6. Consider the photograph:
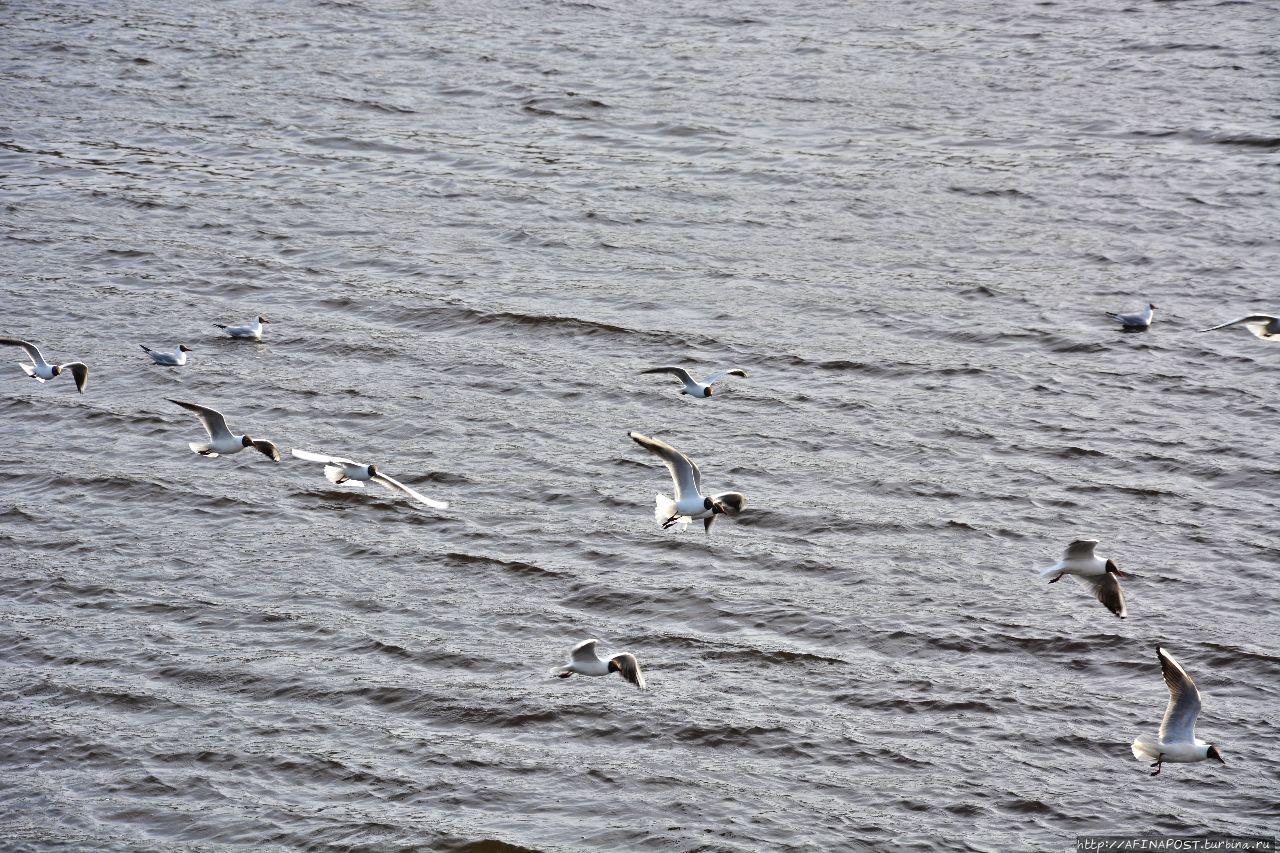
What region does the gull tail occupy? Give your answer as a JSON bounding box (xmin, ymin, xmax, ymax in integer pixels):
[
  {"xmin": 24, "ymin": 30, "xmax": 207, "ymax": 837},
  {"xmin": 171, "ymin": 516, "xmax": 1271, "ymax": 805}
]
[
  {"xmin": 1038, "ymin": 563, "xmax": 1065, "ymax": 580},
  {"xmin": 1131, "ymin": 734, "xmax": 1161, "ymax": 761},
  {"xmin": 654, "ymin": 494, "xmax": 689, "ymax": 530},
  {"xmin": 18, "ymin": 363, "xmax": 42, "ymax": 380},
  {"xmin": 324, "ymin": 465, "xmax": 351, "ymax": 485},
  {"xmin": 188, "ymin": 442, "xmax": 217, "ymax": 457}
]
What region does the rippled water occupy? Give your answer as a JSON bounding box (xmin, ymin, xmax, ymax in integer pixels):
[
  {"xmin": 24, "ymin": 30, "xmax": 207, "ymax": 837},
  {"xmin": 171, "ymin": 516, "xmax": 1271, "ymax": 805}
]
[{"xmin": 2, "ymin": 0, "xmax": 1278, "ymax": 850}]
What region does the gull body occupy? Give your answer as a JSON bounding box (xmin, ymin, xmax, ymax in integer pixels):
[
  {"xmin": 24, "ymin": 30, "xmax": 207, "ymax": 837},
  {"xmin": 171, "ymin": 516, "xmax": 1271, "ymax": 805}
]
[
  {"xmin": 1106, "ymin": 303, "xmax": 1157, "ymax": 330},
  {"xmin": 1131, "ymin": 646, "xmax": 1225, "ymax": 776},
  {"xmin": 169, "ymin": 399, "xmax": 281, "ymax": 461},
  {"xmin": 1039, "ymin": 539, "xmax": 1128, "ymax": 618},
  {"xmin": 141, "ymin": 344, "xmax": 192, "ymax": 366},
  {"xmin": 0, "ymin": 337, "xmax": 88, "ymax": 393},
  {"xmin": 640, "ymin": 366, "xmax": 747, "ymax": 398},
  {"xmin": 1198, "ymin": 314, "xmax": 1279, "ymax": 340},
  {"xmin": 628, "ymin": 431, "xmax": 746, "ymax": 533},
  {"xmin": 291, "ymin": 448, "xmax": 448, "ymax": 509},
  {"xmin": 214, "ymin": 315, "xmax": 271, "ymax": 340},
  {"xmin": 556, "ymin": 639, "xmax": 646, "ymax": 689}
]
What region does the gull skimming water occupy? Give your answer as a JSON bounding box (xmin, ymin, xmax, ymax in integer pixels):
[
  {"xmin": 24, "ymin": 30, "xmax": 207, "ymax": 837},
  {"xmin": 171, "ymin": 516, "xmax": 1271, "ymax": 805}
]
[
  {"xmin": 1038, "ymin": 539, "xmax": 1128, "ymax": 618},
  {"xmin": 290, "ymin": 448, "xmax": 448, "ymax": 509},
  {"xmin": 169, "ymin": 399, "xmax": 281, "ymax": 461},
  {"xmin": 1131, "ymin": 646, "xmax": 1226, "ymax": 776},
  {"xmin": 0, "ymin": 337, "xmax": 88, "ymax": 393},
  {"xmin": 628, "ymin": 431, "xmax": 746, "ymax": 533},
  {"xmin": 555, "ymin": 639, "xmax": 646, "ymax": 689},
  {"xmin": 640, "ymin": 366, "xmax": 747, "ymax": 398}
]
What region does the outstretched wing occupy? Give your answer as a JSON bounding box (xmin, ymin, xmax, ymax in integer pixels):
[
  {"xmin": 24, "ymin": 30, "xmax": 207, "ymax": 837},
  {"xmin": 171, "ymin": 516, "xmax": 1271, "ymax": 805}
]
[
  {"xmin": 1198, "ymin": 315, "xmax": 1276, "ymax": 333},
  {"xmin": 371, "ymin": 472, "xmax": 449, "ymax": 509},
  {"xmin": 1063, "ymin": 539, "xmax": 1099, "ymax": 560},
  {"xmin": 1157, "ymin": 646, "xmax": 1202, "ymax": 744},
  {"xmin": 1074, "ymin": 573, "xmax": 1127, "ymax": 618},
  {"xmin": 700, "ymin": 368, "xmax": 748, "ymax": 385},
  {"xmin": 640, "ymin": 366, "xmax": 695, "ymax": 385},
  {"xmin": 628, "ymin": 431, "xmax": 701, "ymax": 499},
  {"xmin": 290, "ymin": 448, "xmax": 359, "ymax": 467},
  {"xmin": 610, "ymin": 653, "xmax": 647, "ymax": 690},
  {"xmin": 570, "ymin": 639, "xmax": 600, "ymax": 664},
  {"xmin": 0, "ymin": 337, "xmax": 46, "ymax": 365},
  {"xmin": 251, "ymin": 439, "xmax": 281, "ymax": 462},
  {"xmin": 169, "ymin": 399, "xmax": 231, "ymax": 440},
  {"xmin": 64, "ymin": 362, "xmax": 88, "ymax": 394}
]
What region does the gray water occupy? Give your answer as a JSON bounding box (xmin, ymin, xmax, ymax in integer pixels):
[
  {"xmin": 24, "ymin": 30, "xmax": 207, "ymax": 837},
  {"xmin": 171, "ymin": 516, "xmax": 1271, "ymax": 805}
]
[{"xmin": 2, "ymin": 1, "xmax": 1278, "ymax": 850}]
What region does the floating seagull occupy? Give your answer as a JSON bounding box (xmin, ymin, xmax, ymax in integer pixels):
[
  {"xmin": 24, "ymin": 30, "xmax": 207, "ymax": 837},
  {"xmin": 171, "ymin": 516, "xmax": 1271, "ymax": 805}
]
[
  {"xmin": 290, "ymin": 448, "xmax": 448, "ymax": 509},
  {"xmin": 1131, "ymin": 646, "xmax": 1226, "ymax": 776},
  {"xmin": 1106, "ymin": 303, "xmax": 1157, "ymax": 330},
  {"xmin": 1198, "ymin": 314, "xmax": 1279, "ymax": 340},
  {"xmin": 555, "ymin": 639, "xmax": 646, "ymax": 689},
  {"xmin": 628, "ymin": 431, "xmax": 746, "ymax": 533},
  {"xmin": 0, "ymin": 337, "xmax": 88, "ymax": 393},
  {"xmin": 1038, "ymin": 539, "xmax": 1128, "ymax": 618},
  {"xmin": 169, "ymin": 399, "xmax": 281, "ymax": 461},
  {"xmin": 141, "ymin": 344, "xmax": 192, "ymax": 366},
  {"xmin": 640, "ymin": 366, "xmax": 747, "ymax": 398},
  {"xmin": 214, "ymin": 315, "xmax": 271, "ymax": 340}
]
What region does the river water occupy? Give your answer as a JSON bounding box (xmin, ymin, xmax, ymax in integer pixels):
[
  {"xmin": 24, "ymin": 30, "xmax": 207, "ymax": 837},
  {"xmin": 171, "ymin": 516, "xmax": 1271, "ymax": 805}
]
[{"xmin": 2, "ymin": 1, "xmax": 1278, "ymax": 850}]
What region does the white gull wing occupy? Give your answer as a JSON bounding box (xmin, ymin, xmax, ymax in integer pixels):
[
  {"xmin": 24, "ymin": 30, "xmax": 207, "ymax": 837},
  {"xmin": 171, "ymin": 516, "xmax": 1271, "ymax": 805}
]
[
  {"xmin": 639, "ymin": 366, "xmax": 695, "ymax": 385},
  {"xmin": 291, "ymin": 448, "xmax": 361, "ymax": 467},
  {"xmin": 1063, "ymin": 539, "xmax": 1099, "ymax": 560},
  {"xmin": 0, "ymin": 337, "xmax": 49, "ymax": 367},
  {"xmin": 371, "ymin": 472, "xmax": 449, "ymax": 509},
  {"xmin": 1198, "ymin": 315, "xmax": 1279, "ymax": 337},
  {"xmin": 1074, "ymin": 573, "xmax": 1127, "ymax": 618},
  {"xmin": 700, "ymin": 368, "xmax": 748, "ymax": 385},
  {"xmin": 570, "ymin": 639, "xmax": 602, "ymax": 665},
  {"xmin": 628, "ymin": 431, "xmax": 702, "ymax": 500},
  {"xmin": 1157, "ymin": 647, "xmax": 1202, "ymax": 744},
  {"xmin": 169, "ymin": 399, "xmax": 233, "ymax": 441}
]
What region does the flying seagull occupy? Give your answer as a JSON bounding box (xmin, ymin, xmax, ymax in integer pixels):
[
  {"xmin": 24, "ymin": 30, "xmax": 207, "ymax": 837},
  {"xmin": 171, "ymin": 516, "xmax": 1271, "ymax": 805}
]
[
  {"xmin": 1198, "ymin": 314, "xmax": 1279, "ymax": 340},
  {"xmin": 169, "ymin": 399, "xmax": 281, "ymax": 461},
  {"xmin": 555, "ymin": 639, "xmax": 646, "ymax": 689},
  {"xmin": 1038, "ymin": 539, "xmax": 1128, "ymax": 618},
  {"xmin": 628, "ymin": 431, "xmax": 746, "ymax": 533},
  {"xmin": 1106, "ymin": 303, "xmax": 1157, "ymax": 330},
  {"xmin": 214, "ymin": 315, "xmax": 271, "ymax": 340},
  {"xmin": 1131, "ymin": 646, "xmax": 1226, "ymax": 776},
  {"xmin": 141, "ymin": 344, "xmax": 192, "ymax": 366},
  {"xmin": 0, "ymin": 337, "xmax": 88, "ymax": 393},
  {"xmin": 290, "ymin": 448, "xmax": 448, "ymax": 510},
  {"xmin": 640, "ymin": 366, "xmax": 747, "ymax": 398}
]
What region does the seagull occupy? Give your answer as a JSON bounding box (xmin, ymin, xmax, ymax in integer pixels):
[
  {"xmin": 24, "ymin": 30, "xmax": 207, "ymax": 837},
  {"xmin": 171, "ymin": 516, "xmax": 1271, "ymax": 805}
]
[
  {"xmin": 555, "ymin": 639, "xmax": 646, "ymax": 689},
  {"xmin": 1131, "ymin": 646, "xmax": 1226, "ymax": 776},
  {"xmin": 1038, "ymin": 539, "xmax": 1128, "ymax": 618},
  {"xmin": 640, "ymin": 366, "xmax": 747, "ymax": 398},
  {"xmin": 290, "ymin": 448, "xmax": 448, "ymax": 509},
  {"xmin": 168, "ymin": 399, "xmax": 281, "ymax": 461},
  {"xmin": 141, "ymin": 344, "xmax": 192, "ymax": 366},
  {"xmin": 214, "ymin": 315, "xmax": 271, "ymax": 340},
  {"xmin": 0, "ymin": 337, "xmax": 88, "ymax": 393},
  {"xmin": 1198, "ymin": 314, "xmax": 1279, "ymax": 340},
  {"xmin": 1106, "ymin": 303, "xmax": 1157, "ymax": 330},
  {"xmin": 628, "ymin": 431, "xmax": 746, "ymax": 533}
]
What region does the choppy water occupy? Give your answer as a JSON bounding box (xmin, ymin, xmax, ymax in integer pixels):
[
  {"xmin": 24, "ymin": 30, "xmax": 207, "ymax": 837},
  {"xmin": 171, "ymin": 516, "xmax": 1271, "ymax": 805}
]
[{"xmin": 2, "ymin": 1, "xmax": 1278, "ymax": 850}]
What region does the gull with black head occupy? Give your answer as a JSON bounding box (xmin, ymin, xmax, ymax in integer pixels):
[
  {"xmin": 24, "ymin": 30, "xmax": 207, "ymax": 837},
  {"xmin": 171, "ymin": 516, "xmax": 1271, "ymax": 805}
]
[
  {"xmin": 1131, "ymin": 646, "xmax": 1226, "ymax": 776},
  {"xmin": 1038, "ymin": 539, "xmax": 1128, "ymax": 618},
  {"xmin": 291, "ymin": 448, "xmax": 448, "ymax": 509},
  {"xmin": 640, "ymin": 366, "xmax": 747, "ymax": 398},
  {"xmin": 628, "ymin": 431, "xmax": 745, "ymax": 533},
  {"xmin": 555, "ymin": 639, "xmax": 646, "ymax": 689},
  {"xmin": 169, "ymin": 399, "xmax": 281, "ymax": 461},
  {"xmin": 1, "ymin": 337, "xmax": 89, "ymax": 393}
]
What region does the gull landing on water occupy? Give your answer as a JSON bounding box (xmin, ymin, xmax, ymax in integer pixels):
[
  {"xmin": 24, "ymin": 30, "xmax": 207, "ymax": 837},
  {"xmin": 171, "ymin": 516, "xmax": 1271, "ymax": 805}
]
[
  {"xmin": 1198, "ymin": 314, "xmax": 1279, "ymax": 340},
  {"xmin": 141, "ymin": 344, "xmax": 192, "ymax": 366},
  {"xmin": 628, "ymin": 431, "xmax": 746, "ymax": 534},
  {"xmin": 1131, "ymin": 646, "xmax": 1225, "ymax": 776},
  {"xmin": 169, "ymin": 399, "xmax": 281, "ymax": 461},
  {"xmin": 290, "ymin": 448, "xmax": 448, "ymax": 510},
  {"xmin": 640, "ymin": 366, "xmax": 747, "ymax": 398},
  {"xmin": 1039, "ymin": 539, "xmax": 1128, "ymax": 618},
  {"xmin": 1106, "ymin": 303, "xmax": 1157, "ymax": 330},
  {"xmin": 214, "ymin": 315, "xmax": 271, "ymax": 340},
  {"xmin": 0, "ymin": 337, "xmax": 88, "ymax": 393},
  {"xmin": 556, "ymin": 639, "xmax": 646, "ymax": 689}
]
